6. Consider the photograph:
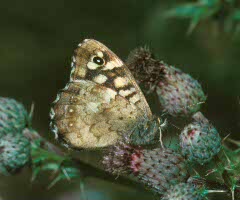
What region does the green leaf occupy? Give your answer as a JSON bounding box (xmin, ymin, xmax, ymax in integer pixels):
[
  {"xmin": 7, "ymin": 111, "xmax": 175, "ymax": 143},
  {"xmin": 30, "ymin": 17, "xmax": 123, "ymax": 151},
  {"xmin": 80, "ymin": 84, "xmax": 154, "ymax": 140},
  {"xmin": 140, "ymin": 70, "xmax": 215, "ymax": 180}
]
[
  {"xmin": 199, "ymin": 0, "xmax": 220, "ymax": 6},
  {"xmin": 30, "ymin": 143, "xmax": 82, "ymax": 188},
  {"xmin": 31, "ymin": 166, "xmax": 42, "ymax": 181},
  {"xmin": 232, "ymin": 10, "xmax": 240, "ymax": 21},
  {"xmin": 166, "ymin": 4, "xmax": 202, "ymax": 18},
  {"xmin": 165, "ymin": 1, "xmax": 222, "ymax": 33}
]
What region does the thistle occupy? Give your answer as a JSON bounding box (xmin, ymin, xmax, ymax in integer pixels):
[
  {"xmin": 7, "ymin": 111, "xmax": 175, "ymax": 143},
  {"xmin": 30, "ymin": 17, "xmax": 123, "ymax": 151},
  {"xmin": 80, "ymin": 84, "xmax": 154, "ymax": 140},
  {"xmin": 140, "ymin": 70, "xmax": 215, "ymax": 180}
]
[
  {"xmin": 103, "ymin": 143, "xmax": 189, "ymax": 194},
  {"xmin": 155, "ymin": 64, "xmax": 206, "ymax": 116},
  {"xmin": 0, "ymin": 133, "xmax": 31, "ymax": 175},
  {"xmin": 180, "ymin": 112, "xmax": 222, "ymax": 165},
  {"xmin": 128, "ymin": 115, "xmax": 160, "ymax": 146},
  {"xmin": 126, "ymin": 47, "xmax": 164, "ymax": 86},
  {"xmin": 161, "ymin": 183, "xmax": 207, "ymax": 200},
  {"xmin": 0, "ymin": 97, "xmax": 29, "ymax": 136},
  {"xmin": 127, "ymin": 48, "xmax": 206, "ymax": 116}
]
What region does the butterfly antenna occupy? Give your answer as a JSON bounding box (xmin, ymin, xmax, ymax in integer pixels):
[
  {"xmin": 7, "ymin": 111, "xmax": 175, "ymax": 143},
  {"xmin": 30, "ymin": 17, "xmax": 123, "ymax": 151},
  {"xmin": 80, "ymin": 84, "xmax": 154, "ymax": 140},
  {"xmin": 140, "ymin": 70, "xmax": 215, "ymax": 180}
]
[
  {"xmin": 159, "ymin": 111, "xmax": 182, "ymax": 130},
  {"xmin": 158, "ymin": 117, "xmax": 167, "ymax": 149}
]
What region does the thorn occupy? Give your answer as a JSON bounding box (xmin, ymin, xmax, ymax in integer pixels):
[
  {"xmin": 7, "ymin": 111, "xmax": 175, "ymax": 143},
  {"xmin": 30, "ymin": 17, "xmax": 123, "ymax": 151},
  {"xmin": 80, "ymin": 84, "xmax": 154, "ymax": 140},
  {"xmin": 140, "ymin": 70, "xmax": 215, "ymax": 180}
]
[
  {"xmin": 223, "ymin": 150, "xmax": 232, "ymax": 166},
  {"xmin": 62, "ymin": 167, "xmax": 71, "ymax": 181},
  {"xmin": 207, "ymin": 190, "xmax": 226, "ymax": 194},
  {"xmin": 227, "ymin": 138, "xmax": 240, "ymax": 147},
  {"xmin": 47, "ymin": 176, "xmax": 61, "ymax": 190},
  {"xmin": 193, "ymin": 169, "xmax": 200, "ymax": 176},
  {"xmin": 222, "ymin": 133, "xmax": 231, "ymax": 142},
  {"xmin": 183, "ymin": 101, "xmax": 206, "ymax": 115},
  {"xmin": 29, "ymin": 102, "xmax": 35, "ymax": 121},
  {"xmin": 205, "ymin": 169, "xmax": 217, "ymax": 177}
]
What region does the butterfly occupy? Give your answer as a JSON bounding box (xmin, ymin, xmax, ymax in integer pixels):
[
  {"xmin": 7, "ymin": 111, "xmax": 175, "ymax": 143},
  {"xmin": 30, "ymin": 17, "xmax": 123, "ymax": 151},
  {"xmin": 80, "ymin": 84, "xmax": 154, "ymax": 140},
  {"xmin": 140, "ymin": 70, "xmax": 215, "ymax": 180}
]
[{"xmin": 50, "ymin": 39, "xmax": 159, "ymax": 149}]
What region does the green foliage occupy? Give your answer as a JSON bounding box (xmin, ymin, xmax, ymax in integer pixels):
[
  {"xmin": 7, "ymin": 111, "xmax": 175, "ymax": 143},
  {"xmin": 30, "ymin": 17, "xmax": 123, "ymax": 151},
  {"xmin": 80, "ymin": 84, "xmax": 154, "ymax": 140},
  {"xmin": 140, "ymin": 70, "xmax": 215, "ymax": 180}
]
[
  {"xmin": 31, "ymin": 139, "xmax": 81, "ymax": 189},
  {"xmin": 221, "ymin": 140, "xmax": 240, "ymax": 191},
  {"xmin": 166, "ymin": 0, "xmax": 240, "ymax": 34}
]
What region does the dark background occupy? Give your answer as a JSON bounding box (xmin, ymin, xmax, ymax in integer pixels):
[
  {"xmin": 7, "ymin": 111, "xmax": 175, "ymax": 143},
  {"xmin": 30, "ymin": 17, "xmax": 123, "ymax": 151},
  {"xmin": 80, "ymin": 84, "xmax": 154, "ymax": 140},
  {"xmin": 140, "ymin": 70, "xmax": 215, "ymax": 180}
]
[{"xmin": 0, "ymin": 0, "xmax": 239, "ymax": 199}]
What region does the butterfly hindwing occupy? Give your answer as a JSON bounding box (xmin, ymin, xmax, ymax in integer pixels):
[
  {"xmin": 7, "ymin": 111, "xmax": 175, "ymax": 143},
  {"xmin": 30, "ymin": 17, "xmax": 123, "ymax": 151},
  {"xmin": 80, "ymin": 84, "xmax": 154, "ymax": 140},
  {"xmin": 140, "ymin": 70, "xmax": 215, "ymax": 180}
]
[{"xmin": 50, "ymin": 39, "xmax": 152, "ymax": 149}]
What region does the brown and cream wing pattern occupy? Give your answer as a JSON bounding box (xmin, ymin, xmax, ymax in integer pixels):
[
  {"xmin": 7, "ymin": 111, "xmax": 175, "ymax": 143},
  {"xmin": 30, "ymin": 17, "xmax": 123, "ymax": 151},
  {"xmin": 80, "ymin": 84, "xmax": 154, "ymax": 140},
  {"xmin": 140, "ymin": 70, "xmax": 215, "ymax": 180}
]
[{"xmin": 50, "ymin": 39, "xmax": 152, "ymax": 149}]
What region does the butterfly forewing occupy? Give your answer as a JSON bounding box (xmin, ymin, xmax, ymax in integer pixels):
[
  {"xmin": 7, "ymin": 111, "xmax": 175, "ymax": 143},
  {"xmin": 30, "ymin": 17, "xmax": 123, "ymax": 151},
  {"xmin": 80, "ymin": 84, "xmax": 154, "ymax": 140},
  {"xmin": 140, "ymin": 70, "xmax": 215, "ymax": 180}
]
[{"xmin": 50, "ymin": 39, "xmax": 152, "ymax": 149}]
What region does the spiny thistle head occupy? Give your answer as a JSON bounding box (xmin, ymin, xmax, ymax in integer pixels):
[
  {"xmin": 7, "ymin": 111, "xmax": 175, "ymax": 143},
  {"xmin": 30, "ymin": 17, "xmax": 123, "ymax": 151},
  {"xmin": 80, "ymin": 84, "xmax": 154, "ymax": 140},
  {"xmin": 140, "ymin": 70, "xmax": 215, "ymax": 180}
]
[
  {"xmin": 0, "ymin": 133, "xmax": 31, "ymax": 175},
  {"xmin": 161, "ymin": 183, "xmax": 207, "ymax": 200},
  {"xmin": 180, "ymin": 112, "xmax": 222, "ymax": 165},
  {"xmin": 156, "ymin": 64, "xmax": 206, "ymax": 116},
  {"xmin": 0, "ymin": 97, "xmax": 29, "ymax": 135},
  {"xmin": 103, "ymin": 143, "xmax": 189, "ymax": 194},
  {"xmin": 126, "ymin": 48, "xmax": 206, "ymax": 116},
  {"xmin": 126, "ymin": 47, "xmax": 164, "ymax": 85}
]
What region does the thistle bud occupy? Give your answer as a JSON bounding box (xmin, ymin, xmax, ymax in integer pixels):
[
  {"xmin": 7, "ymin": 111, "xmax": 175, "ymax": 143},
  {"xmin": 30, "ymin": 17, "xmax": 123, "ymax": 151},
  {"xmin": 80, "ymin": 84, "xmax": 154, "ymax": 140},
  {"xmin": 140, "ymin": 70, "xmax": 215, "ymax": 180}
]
[
  {"xmin": 0, "ymin": 97, "xmax": 29, "ymax": 135},
  {"xmin": 127, "ymin": 48, "xmax": 206, "ymax": 116},
  {"xmin": 156, "ymin": 64, "xmax": 206, "ymax": 116},
  {"xmin": 126, "ymin": 47, "xmax": 163, "ymax": 85},
  {"xmin": 103, "ymin": 143, "xmax": 189, "ymax": 194},
  {"xmin": 0, "ymin": 133, "xmax": 31, "ymax": 175},
  {"xmin": 180, "ymin": 112, "xmax": 221, "ymax": 165},
  {"xmin": 161, "ymin": 183, "xmax": 207, "ymax": 200}
]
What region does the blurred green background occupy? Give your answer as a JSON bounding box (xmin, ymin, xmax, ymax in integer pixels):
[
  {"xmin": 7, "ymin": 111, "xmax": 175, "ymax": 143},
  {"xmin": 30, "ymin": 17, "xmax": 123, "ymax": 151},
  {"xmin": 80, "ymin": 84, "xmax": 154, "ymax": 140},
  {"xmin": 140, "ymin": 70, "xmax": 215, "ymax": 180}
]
[{"xmin": 0, "ymin": 0, "xmax": 239, "ymax": 199}]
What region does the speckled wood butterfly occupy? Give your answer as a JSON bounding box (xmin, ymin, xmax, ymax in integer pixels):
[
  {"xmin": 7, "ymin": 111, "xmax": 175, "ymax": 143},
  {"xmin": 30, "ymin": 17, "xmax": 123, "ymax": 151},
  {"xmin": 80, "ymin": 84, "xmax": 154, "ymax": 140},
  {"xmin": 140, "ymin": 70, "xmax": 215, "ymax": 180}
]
[{"xmin": 50, "ymin": 39, "xmax": 158, "ymax": 149}]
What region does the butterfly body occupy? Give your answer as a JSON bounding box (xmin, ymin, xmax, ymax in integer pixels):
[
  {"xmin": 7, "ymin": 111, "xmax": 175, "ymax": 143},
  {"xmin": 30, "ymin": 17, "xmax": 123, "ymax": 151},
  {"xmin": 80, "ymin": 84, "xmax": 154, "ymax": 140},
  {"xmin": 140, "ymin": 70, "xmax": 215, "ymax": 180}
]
[{"xmin": 50, "ymin": 39, "xmax": 155, "ymax": 149}]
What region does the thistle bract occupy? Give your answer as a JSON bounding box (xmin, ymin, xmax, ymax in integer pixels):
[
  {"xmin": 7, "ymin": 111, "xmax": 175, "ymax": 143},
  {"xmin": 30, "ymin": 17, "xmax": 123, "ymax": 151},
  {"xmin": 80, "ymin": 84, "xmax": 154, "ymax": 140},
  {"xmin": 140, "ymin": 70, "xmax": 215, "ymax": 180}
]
[
  {"xmin": 0, "ymin": 133, "xmax": 31, "ymax": 175},
  {"xmin": 0, "ymin": 97, "xmax": 29, "ymax": 136},
  {"xmin": 127, "ymin": 47, "xmax": 206, "ymax": 116},
  {"xmin": 180, "ymin": 112, "xmax": 221, "ymax": 165},
  {"xmin": 103, "ymin": 144, "xmax": 189, "ymax": 194},
  {"xmin": 161, "ymin": 183, "xmax": 207, "ymax": 200},
  {"xmin": 156, "ymin": 64, "xmax": 206, "ymax": 116}
]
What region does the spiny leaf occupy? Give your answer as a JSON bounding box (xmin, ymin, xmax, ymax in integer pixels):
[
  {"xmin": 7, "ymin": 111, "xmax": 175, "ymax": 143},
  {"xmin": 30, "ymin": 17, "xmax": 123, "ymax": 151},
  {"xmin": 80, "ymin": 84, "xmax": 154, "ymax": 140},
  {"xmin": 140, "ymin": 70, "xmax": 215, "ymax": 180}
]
[
  {"xmin": 31, "ymin": 142, "xmax": 82, "ymax": 188},
  {"xmin": 47, "ymin": 166, "xmax": 81, "ymax": 189}
]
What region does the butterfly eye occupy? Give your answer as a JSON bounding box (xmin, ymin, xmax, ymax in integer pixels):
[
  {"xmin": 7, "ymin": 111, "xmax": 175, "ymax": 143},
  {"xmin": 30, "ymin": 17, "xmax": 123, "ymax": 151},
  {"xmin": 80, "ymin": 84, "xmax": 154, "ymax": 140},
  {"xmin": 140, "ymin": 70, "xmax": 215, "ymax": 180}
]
[{"xmin": 92, "ymin": 56, "xmax": 105, "ymax": 65}]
